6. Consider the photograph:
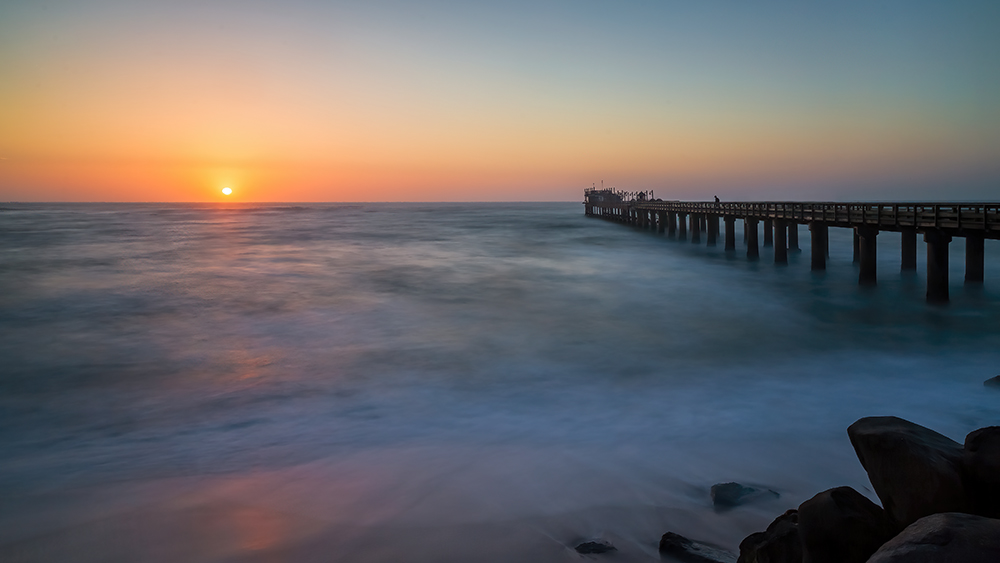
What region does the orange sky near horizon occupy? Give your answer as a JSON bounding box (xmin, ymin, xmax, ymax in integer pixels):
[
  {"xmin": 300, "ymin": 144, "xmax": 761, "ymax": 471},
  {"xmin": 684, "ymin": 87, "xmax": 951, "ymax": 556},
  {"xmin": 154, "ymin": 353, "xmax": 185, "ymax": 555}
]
[{"xmin": 2, "ymin": 1, "xmax": 998, "ymax": 202}]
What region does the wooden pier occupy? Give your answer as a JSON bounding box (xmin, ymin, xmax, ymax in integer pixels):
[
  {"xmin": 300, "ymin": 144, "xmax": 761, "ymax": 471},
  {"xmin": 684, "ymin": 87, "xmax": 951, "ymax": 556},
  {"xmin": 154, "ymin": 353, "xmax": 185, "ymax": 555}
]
[{"xmin": 584, "ymin": 188, "xmax": 1000, "ymax": 302}]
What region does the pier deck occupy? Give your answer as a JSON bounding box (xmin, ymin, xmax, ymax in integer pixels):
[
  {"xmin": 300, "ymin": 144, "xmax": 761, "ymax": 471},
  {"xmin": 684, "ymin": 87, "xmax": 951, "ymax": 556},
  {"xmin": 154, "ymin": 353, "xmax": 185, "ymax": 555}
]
[{"xmin": 583, "ymin": 188, "xmax": 999, "ymax": 302}]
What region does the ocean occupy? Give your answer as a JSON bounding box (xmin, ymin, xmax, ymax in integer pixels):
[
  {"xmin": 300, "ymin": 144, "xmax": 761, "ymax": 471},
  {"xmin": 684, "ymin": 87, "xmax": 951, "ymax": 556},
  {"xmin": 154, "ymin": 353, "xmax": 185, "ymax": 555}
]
[{"xmin": 1, "ymin": 202, "xmax": 998, "ymax": 562}]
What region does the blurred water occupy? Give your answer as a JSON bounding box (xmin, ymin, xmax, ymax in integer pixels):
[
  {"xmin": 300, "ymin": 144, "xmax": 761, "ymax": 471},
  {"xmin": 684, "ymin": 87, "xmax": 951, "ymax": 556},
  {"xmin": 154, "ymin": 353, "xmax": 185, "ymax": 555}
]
[{"xmin": 1, "ymin": 202, "xmax": 998, "ymax": 562}]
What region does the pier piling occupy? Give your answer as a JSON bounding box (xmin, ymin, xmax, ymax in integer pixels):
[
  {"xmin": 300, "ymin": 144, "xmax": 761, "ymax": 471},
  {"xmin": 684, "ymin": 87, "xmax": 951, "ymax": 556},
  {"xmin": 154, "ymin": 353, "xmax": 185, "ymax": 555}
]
[
  {"xmin": 747, "ymin": 219, "xmax": 760, "ymax": 260},
  {"xmin": 925, "ymin": 230, "xmax": 952, "ymax": 303},
  {"xmin": 724, "ymin": 216, "xmax": 736, "ymax": 251},
  {"xmin": 857, "ymin": 225, "xmax": 879, "ymax": 286},
  {"xmin": 707, "ymin": 215, "xmax": 719, "ymax": 246},
  {"xmin": 966, "ymin": 234, "xmax": 985, "ymax": 283},
  {"xmin": 810, "ymin": 222, "xmax": 828, "ymax": 271},
  {"xmin": 774, "ymin": 219, "xmax": 788, "ymax": 264},
  {"xmin": 901, "ymin": 228, "xmax": 917, "ymax": 271}
]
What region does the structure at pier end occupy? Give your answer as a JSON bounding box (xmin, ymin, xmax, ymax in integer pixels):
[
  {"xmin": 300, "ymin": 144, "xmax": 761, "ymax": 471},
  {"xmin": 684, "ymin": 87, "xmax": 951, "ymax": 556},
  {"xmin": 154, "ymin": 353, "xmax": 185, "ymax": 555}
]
[{"xmin": 583, "ymin": 188, "xmax": 999, "ymax": 303}]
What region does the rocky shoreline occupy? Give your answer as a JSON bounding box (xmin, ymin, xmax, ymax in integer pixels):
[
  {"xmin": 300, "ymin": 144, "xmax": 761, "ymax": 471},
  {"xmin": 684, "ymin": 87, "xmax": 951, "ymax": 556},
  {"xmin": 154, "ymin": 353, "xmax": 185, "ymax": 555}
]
[{"xmin": 641, "ymin": 415, "xmax": 1000, "ymax": 563}]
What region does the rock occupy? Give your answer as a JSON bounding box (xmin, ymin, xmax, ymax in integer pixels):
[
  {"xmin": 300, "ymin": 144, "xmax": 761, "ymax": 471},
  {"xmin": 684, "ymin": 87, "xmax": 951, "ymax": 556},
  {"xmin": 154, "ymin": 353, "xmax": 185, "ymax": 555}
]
[
  {"xmin": 867, "ymin": 512, "xmax": 1000, "ymax": 563},
  {"xmin": 797, "ymin": 486, "xmax": 893, "ymax": 563},
  {"xmin": 711, "ymin": 482, "xmax": 780, "ymax": 508},
  {"xmin": 847, "ymin": 416, "xmax": 970, "ymax": 529},
  {"xmin": 575, "ymin": 540, "xmax": 616, "ymax": 554},
  {"xmin": 963, "ymin": 426, "xmax": 1000, "ymax": 518},
  {"xmin": 737, "ymin": 509, "xmax": 801, "ymax": 563},
  {"xmin": 659, "ymin": 532, "xmax": 736, "ymax": 563},
  {"xmin": 983, "ymin": 375, "xmax": 1000, "ymax": 388}
]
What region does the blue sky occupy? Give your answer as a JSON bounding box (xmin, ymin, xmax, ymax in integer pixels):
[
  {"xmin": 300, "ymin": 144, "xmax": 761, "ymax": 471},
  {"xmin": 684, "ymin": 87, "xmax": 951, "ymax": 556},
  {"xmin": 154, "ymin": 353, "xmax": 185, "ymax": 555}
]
[{"xmin": 1, "ymin": 0, "xmax": 998, "ymax": 201}]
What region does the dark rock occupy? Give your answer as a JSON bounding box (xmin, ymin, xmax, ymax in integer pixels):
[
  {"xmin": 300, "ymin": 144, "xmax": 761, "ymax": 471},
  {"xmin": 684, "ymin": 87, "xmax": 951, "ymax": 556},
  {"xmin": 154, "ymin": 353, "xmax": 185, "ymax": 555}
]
[
  {"xmin": 983, "ymin": 375, "xmax": 1000, "ymax": 388},
  {"xmin": 867, "ymin": 512, "xmax": 1000, "ymax": 563},
  {"xmin": 711, "ymin": 483, "xmax": 747, "ymax": 506},
  {"xmin": 659, "ymin": 532, "xmax": 736, "ymax": 563},
  {"xmin": 737, "ymin": 509, "xmax": 801, "ymax": 563},
  {"xmin": 963, "ymin": 426, "xmax": 1000, "ymax": 518},
  {"xmin": 797, "ymin": 486, "xmax": 894, "ymax": 563},
  {"xmin": 711, "ymin": 482, "xmax": 779, "ymax": 508},
  {"xmin": 575, "ymin": 540, "xmax": 616, "ymax": 554},
  {"xmin": 847, "ymin": 416, "xmax": 970, "ymax": 529}
]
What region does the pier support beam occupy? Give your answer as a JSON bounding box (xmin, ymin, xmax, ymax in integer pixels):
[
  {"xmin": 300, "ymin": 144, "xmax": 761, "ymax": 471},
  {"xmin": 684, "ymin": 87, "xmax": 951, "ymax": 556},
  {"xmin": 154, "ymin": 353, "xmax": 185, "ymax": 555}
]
[
  {"xmin": 925, "ymin": 230, "xmax": 951, "ymax": 303},
  {"xmin": 667, "ymin": 212, "xmax": 677, "ymax": 238},
  {"xmin": 901, "ymin": 228, "xmax": 917, "ymax": 271},
  {"xmin": 853, "ymin": 230, "xmax": 860, "ymax": 264},
  {"xmin": 707, "ymin": 215, "xmax": 719, "ymax": 246},
  {"xmin": 678, "ymin": 213, "xmax": 687, "ymax": 240},
  {"xmin": 690, "ymin": 214, "xmax": 701, "ymax": 243},
  {"xmin": 724, "ymin": 216, "xmax": 736, "ymax": 251},
  {"xmin": 810, "ymin": 222, "xmax": 828, "ymax": 271},
  {"xmin": 966, "ymin": 234, "xmax": 985, "ymax": 283},
  {"xmin": 746, "ymin": 218, "xmax": 760, "ymax": 260},
  {"xmin": 657, "ymin": 211, "xmax": 666, "ymax": 234},
  {"xmin": 788, "ymin": 224, "xmax": 800, "ymax": 251},
  {"xmin": 763, "ymin": 219, "xmax": 773, "ymax": 247},
  {"xmin": 774, "ymin": 219, "xmax": 788, "ymax": 264},
  {"xmin": 857, "ymin": 225, "xmax": 879, "ymax": 286}
]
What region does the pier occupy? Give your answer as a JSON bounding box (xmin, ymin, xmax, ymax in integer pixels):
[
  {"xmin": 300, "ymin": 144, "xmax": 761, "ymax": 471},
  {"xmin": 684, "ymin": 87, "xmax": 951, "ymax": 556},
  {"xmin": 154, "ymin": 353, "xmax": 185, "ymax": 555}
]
[{"xmin": 583, "ymin": 188, "xmax": 1000, "ymax": 303}]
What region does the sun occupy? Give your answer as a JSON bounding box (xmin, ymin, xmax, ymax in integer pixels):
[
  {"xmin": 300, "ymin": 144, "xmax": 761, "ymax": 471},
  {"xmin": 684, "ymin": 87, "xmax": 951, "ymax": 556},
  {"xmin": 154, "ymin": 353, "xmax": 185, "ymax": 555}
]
[{"xmin": 222, "ymin": 187, "xmax": 232, "ymax": 195}]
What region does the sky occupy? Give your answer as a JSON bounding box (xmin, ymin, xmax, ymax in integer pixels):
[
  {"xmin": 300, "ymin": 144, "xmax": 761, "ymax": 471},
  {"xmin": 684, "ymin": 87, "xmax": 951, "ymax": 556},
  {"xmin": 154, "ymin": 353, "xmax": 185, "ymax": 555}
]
[{"xmin": 1, "ymin": 0, "xmax": 998, "ymax": 202}]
